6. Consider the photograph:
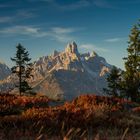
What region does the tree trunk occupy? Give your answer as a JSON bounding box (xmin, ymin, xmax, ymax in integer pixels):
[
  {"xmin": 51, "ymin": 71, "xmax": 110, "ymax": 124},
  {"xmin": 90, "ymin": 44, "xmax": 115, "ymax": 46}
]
[
  {"xmin": 19, "ymin": 66, "xmax": 21, "ymax": 96},
  {"xmin": 131, "ymin": 91, "xmax": 137, "ymax": 102}
]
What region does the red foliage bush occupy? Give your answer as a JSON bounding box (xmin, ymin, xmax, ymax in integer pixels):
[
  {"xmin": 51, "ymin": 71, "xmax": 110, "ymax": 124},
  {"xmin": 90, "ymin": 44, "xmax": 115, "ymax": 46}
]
[
  {"xmin": 0, "ymin": 94, "xmax": 136, "ymax": 139},
  {"xmin": 0, "ymin": 94, "xmax": 50, "ymax": 116}
]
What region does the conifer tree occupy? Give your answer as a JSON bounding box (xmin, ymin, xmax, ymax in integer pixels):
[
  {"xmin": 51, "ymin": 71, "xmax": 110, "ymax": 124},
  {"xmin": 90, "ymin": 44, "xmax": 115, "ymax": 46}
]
[
  {"xmin": 104, "ymin": 66, "xmax": 121, "ymax": 97},
  {"xmin": 123, "ymin": 21, "xmax": 140, "ymax": 102},
  {"xmin": 11, "ymin": 43, "xmax": 32, "ymax": 95}
]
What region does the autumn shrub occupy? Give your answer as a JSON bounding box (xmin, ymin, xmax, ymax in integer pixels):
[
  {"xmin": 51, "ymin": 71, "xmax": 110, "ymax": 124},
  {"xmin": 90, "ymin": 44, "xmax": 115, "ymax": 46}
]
[
  {"xmin": 1, "ymin": 94, "xmax": 139, "ymax": 139},
  {"xmin": 0, "ymin": 94, "xmax": 49, "ymax": 116}
]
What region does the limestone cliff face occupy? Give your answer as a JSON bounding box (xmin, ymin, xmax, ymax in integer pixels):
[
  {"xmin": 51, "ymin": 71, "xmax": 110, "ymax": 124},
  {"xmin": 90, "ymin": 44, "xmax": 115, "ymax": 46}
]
[{"xmin": 0, "ymin": 42, "xmax": 112, "ymax": 100}]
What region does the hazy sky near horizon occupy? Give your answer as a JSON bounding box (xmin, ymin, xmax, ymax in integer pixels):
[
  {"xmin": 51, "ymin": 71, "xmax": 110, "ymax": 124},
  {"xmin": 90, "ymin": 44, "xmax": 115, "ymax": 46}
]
[{"xmin": 0, "ymin": 0, "xmax": 140, "ymax": 69}]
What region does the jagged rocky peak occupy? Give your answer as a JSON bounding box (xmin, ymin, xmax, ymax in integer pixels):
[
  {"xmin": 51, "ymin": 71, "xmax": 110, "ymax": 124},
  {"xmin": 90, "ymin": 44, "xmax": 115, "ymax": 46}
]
[
  {"xmin": 52, "ymin": 50, "xmax": 59, "ymax": 57},
  {"xmin": 90, "ymin": 51, "xmax": 98, "ymax": 57},
  {"xmin": 65, "ymin": 41, "xmax": 79, "ymax": 55}
]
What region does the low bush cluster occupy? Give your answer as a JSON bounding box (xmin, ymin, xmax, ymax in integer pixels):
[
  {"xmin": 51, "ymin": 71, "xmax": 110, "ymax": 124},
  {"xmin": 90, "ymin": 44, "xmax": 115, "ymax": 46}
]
[{"xmin": 0, "ymin": 94, "xmax": 140, "ymax": 139}]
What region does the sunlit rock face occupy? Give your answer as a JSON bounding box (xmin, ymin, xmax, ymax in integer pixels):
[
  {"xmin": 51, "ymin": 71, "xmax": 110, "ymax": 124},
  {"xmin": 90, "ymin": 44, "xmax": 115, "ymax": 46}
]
[
  {"xmin": 0, "ymin": 42, "xmax": 113, "ymax": 100},
  {"xmin": 30, "ymin": 42, "xmax": 112, "ymax": 100}
]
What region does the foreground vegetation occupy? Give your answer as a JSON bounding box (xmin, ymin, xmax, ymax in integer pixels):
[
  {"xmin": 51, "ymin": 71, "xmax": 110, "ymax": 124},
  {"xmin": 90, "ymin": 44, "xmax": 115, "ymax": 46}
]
[{"xmin": 1, "ymin": 94, "xmax": 140, "ymax": 139}]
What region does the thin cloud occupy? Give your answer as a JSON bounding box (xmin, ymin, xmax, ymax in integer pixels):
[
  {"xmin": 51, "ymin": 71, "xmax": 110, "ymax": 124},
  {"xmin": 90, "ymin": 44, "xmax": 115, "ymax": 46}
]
[
  {"xmin": 52, "ymin": 0, "xmax": 113, "ymax": 10},
  {"xmin": 105, "ymin": 38, "xmax": 121, "ymax": 43},
  {"xmin": 0, "ymin": 25, "xmax": 75, "ymax": 43},
  {"xmin": 80, "ymin": 44, "xmax": 109, "ymax": 52},
  {"xmin": 51, "ymin": 34, "xmax": 73, "ymax": 42},
  {"xmin": 16, "ymin": 10, "xmax": 36, "ymax": 19},
  {"xmin": 0, "ymin": 26, "xmax": 40, "ymax": 35},
  {"xmin": 92, "ymin": 0, "xmax": 115, "ymax": 9},
  {"xmin": 49, "ymin": 27, "xmax": 75, "ymax": 42},
  {"xmin": 0, "ymin": 10, "xmax": 35, "ymax": 24},
  {"xmin": 28, "ymin": 0, "xmax": 114, "ymax": 11},
  {"xmin": 58, "ymin": 0, "xmax": 90, "ymax": 11},
  {"xmin": 0, "ymin": 4, "xmax": 14, "ymax": 8},
  {"xmin": 36, "ymin": 0, "xmax": 90, "ymax": 11},
  {"xmin": 51, "ymin": 27, "xmax": 75, "ymax": 34},
  {"xmin": 0, "ymin": 17, "xmax": 14, "ymax": 23},
  {"xmin": 118, "ymin": 0, "xmax": 140, "ymax": 5}
]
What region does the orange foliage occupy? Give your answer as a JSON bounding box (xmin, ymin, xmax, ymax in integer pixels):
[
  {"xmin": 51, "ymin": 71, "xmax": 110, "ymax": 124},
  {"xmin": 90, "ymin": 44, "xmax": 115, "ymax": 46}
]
[
  {"xmin": 0, "ymin": 94, "xmax": 50, "ymax": 115},
  {"xmin": 132, "ymin": 107, "xmax": 140, "ymax": 113},
  {"xmin": 0, "ymin": 94, "xmax": 136, "ymax": 139}
]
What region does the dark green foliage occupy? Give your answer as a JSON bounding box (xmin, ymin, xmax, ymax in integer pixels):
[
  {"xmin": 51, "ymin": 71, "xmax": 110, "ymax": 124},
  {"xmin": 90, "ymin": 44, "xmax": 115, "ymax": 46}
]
[
  {"xmin": 123, "ymin": 21, "xmax": 140, "ymax": 102},
  {"xmin": 104, "ymin": 66, "xmax": 121, "ymax": 97},
  {"xmin": 11, "ymin": 43, "xmax": 33, "ymax": 95},
  {"xmin": 105, "ymin": 20, "xmax": 140, "ymax": 102}
]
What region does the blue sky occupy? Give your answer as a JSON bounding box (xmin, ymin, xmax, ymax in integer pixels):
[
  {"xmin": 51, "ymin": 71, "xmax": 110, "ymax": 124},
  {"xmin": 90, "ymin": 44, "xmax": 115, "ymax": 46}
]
[{"xmin": 0, "ymin": 0, "xmax": 140, "ymax": 69}]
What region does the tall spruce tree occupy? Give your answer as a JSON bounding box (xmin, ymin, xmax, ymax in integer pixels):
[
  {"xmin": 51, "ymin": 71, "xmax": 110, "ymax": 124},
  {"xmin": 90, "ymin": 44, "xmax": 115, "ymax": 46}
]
[
  {"xmin": 104, "ymin": 66, "xmax": 121, "ymax": 97},
  {"xmin": 11, "ymin": 43, "xmax": 32, "ymax": 95},
  {"xmin": 123, "ymin": 21, "xmax": 140, "ymax": 102}
]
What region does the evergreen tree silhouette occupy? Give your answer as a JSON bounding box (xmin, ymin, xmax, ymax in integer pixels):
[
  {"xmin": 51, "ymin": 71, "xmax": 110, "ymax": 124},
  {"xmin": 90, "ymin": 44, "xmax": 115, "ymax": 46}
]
[{"xmin": 11, "ymin": 43, "xmax": 33, "ymax": 95}]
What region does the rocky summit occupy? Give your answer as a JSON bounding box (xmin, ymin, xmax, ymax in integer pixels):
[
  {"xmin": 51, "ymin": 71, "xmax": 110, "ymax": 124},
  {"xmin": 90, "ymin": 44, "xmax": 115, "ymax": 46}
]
[
  {"xmin": 31, "ymin": 42, "xmax": 112, "ymax": 100},
  {"xmin": 0, "ymin": 42, "xmax": 112, "ymax": 100}
]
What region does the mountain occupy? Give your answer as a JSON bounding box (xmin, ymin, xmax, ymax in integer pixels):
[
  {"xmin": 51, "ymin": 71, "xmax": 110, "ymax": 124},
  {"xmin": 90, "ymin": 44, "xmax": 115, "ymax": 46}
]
[
  {"xmin": 31, "ymin": 42, "xmax": 112, "ymax": 100},
  {"xmin": 0, "ymin": 62, "xmax": 12, "ymax": 93},
  {"xmin": 0, "ymin": 62, "xmax": 11, "ymax": 80},
  {"xmin": 0, "ymin": 42, "xmax": 112, "ymax": 100}
]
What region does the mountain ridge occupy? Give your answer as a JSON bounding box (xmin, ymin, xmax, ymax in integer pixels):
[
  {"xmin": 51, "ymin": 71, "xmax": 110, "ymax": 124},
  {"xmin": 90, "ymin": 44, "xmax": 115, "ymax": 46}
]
[
  {"xmin": 0, "ymin": 62, "xmax": 11, "ymax": 80},
  {"xmin": 0, "ymin": 42, "xmax": 112, "ymax": 100},
  {"xmin": 31, "ymin": 41, "xmax": 112, "ymax": 100}
]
